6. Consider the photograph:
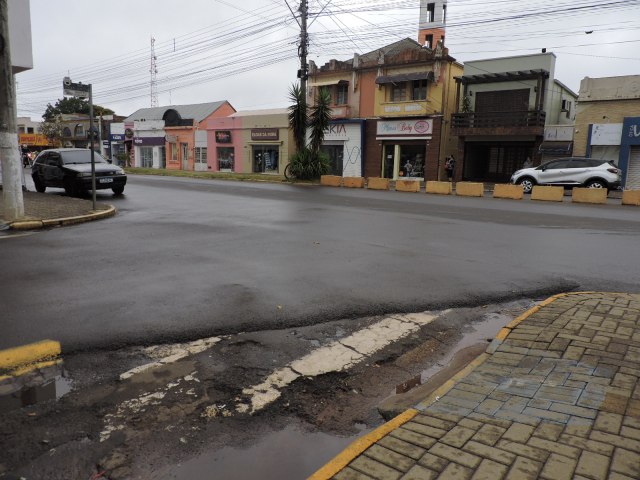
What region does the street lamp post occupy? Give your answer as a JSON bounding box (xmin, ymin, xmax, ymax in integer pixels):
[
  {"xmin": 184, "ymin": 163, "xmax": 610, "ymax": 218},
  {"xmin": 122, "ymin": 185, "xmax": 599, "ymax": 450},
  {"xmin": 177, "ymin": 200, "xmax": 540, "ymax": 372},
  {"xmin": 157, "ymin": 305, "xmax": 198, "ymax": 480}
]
[{"xmin": 63, "ymin": 77, "xmax": 96, "ymax": 210}]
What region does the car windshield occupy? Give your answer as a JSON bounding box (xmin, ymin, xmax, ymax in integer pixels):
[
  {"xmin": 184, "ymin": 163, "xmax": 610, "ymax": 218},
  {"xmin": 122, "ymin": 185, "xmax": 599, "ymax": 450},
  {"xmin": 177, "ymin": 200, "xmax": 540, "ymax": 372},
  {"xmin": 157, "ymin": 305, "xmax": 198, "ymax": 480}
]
[{"xmin": 60, "ymin": 150, "xmax": 108, "ymax": 165}]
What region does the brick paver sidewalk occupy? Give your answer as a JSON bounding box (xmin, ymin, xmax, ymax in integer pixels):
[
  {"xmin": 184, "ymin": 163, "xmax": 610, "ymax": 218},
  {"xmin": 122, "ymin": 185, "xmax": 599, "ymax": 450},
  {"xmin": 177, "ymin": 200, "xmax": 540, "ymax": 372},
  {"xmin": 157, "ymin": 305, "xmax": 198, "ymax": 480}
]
[{"xmin": 311, "ymin": 292, "xmax": 640, "ymax": 480}]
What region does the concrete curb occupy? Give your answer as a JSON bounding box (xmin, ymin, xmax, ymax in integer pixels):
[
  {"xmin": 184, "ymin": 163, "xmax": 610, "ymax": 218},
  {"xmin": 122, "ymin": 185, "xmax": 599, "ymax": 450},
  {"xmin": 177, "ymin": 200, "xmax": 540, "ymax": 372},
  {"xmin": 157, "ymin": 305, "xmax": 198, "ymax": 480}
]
[
  {"xmin": 8, "ymin": 205, "xmax": 116, "ymax": 230},
  {"xmin": 308, "ymin": 291, "xmax": 598, "ymax": 479},
  {"xmin": 0, "ymin": 340, "xmax": 61, "ymax": 373}
]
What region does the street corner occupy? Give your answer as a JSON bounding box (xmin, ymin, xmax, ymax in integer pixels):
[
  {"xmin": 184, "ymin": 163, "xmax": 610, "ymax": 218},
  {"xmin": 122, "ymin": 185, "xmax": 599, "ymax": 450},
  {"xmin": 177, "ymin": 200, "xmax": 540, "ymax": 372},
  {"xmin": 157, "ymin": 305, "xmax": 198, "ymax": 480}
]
[
  {"xmin": 0, "ymin": 340, "xmax": 64, "ymax": 412},
  {"xmin": 8, "ymin": 204, "xmax": 117, "ymax": 230}
]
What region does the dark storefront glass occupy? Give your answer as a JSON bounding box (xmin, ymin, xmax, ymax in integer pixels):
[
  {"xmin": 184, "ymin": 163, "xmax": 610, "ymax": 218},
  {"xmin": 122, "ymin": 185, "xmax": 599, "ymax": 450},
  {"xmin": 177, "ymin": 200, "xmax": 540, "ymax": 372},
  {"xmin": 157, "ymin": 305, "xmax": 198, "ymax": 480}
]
[
  {"xmin": 320, "ymin": 145, "xmax": 344, "ymax": 176},
  {"xmin": 218, "ymin": 147, "xmax": 235, "ymax": 171},
  {"xmin": 253, "ymin": 145, "xmax": 279, "ymax": 174}
]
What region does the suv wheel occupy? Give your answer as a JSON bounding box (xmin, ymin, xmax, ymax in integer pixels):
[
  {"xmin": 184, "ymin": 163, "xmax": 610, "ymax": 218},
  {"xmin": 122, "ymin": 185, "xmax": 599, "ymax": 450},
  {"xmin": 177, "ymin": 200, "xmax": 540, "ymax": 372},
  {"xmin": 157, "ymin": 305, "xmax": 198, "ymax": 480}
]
[
  {"xmin": 585, "ymin": 179, "xmax": 607, "ymax": 189},
  {"xmin": 517, "ymin": 176, "xmax": 536, "ymax": 194},
  {"xmin": 32, "ymin": 175, "xmax": 46, "ymax": 193}
]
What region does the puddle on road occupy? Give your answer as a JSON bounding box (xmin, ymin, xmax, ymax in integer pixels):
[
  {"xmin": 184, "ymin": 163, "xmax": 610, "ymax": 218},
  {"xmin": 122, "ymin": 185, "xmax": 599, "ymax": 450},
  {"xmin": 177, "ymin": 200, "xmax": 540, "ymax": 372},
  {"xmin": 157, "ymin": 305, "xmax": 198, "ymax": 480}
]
[
  {"xmin": 157, "ymin": 424, "xmax": 364, "ymax": 480},
  {"xmin": 0, "ymin": 374, "xmax": 73, "ymax": 413}
]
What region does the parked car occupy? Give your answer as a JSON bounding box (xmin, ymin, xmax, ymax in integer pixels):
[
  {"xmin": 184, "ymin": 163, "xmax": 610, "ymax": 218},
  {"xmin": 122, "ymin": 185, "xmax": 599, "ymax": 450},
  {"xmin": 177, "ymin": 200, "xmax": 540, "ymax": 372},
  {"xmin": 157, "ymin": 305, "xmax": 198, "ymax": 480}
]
[
  {"xmin": 31, "ymin": 148, "xmax": 127, "ymax": 196},
  {"xmin": 510, "ymin": 157, "xmax": 621, "ymax": 194}
]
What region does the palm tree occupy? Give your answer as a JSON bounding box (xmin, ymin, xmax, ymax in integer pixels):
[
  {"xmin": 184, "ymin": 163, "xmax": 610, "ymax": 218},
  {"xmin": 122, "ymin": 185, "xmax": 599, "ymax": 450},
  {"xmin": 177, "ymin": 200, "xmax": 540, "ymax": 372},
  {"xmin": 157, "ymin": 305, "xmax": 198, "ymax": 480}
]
[
  {"xmin": 308, "ymin": 87, "xmax": 332, "ymax": 157},
  {"xmin": 288, "ymin": 83, "xmax": 308, "ymax": 153}
]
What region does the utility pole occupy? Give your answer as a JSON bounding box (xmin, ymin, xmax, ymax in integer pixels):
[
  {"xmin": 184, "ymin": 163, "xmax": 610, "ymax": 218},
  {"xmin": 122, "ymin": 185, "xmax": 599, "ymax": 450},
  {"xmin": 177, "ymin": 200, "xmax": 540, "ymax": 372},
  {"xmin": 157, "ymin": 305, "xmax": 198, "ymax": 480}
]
[
  {"xmin": 298, "ymin": 0, "xmax": 309, "ymax": 94},
  {"xmin": 0, "ymin": 0, "xmax": 24, "ymax": 221},
  {"xmin": 150, "ymin": 36, "xmax": 158, "ymax": 108}
]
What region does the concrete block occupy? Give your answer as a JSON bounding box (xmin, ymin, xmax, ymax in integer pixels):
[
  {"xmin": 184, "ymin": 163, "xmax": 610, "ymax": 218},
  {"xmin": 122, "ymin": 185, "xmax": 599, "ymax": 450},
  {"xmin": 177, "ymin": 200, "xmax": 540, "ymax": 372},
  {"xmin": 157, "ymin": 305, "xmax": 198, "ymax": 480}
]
[
  {"xmin": 493, "ymin": 184, "xmax": 523, "ymax": 200},
  {"xmin": 425, "ymin": 181, "xmax": 452, "ymax": 195},
  {"xmin": 396, "ymin": 179, "xmax": 421, "ymax": 193},
  {"xmin": 572, "ymin": 188, "xmax": 607, "ymax": 204},
  {"xmin": 622, "ymin": 190, "xmax": 640, "ymax": 206},
  {"xmin": 320, "ymin": 175, "xmax": 342, "ymax": 187},
  {"xmin": 366, "ymin": 177, "xmax": 389, "ymax": 190},
  {"xmin": 342, "ymin": 176, "xmax": 365, "ymax": 188},
  {"xmin": 531, "ymin": 186, "xmax": 564, "ymax": 202},
  {"xmin": 455, "ymin": 182, "xmax": 484, "ymax": 197}
]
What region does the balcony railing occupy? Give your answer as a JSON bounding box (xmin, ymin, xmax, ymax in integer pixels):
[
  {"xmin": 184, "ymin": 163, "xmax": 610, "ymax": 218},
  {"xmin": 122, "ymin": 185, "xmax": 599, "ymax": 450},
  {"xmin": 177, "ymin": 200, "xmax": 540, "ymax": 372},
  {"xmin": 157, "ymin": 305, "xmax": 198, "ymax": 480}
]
[{"xmin": 451, "ymin": 110, "xmax": 546, "ymax": 129}]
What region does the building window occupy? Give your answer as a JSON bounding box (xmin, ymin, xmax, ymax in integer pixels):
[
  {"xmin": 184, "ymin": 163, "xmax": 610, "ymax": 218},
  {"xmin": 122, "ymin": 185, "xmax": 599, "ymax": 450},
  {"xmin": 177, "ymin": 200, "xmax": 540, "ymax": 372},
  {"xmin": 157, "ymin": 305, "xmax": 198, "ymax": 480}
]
[
  {"xmin": 390, "ymin": 83, "xmax": 406, "ymax": 102},
  {"xmin": 63, "ymin": 127, "xmax": 72, "ymax": 137},
  {"xmin": 170, "ymin": 143, "xmax": 178, "ymax": 161},
  {"xmin": 74, "ymin": 124, "xmax": 84, "ymax": 137},
  {"xmin": 320, "ymin": 144, "xmax": 344, "ymax": 175},
  {"xmin": 27, "ymin": 127, "xmax": 34, "ymax": 134},
  {"xmin": 336, "ymin": 84, "xmax": 348, "ymax": 105},
  {"xmin": 195, "ymin": 147, "xmax": 208, "ymax": 164},
  {"xmin": 218, "ymin": 147, "xmax": 234, "ymax": 171},
  {"xmin": 140, "ymin": 147, "xmax": 153, "ymax": 168},
  {"xmin": 425, "ymin": 34, "xmax": 433, "ymax": 48},
  {"xmin": 412, "ymin": 80, "xmax": 427, "ymax": 101}
]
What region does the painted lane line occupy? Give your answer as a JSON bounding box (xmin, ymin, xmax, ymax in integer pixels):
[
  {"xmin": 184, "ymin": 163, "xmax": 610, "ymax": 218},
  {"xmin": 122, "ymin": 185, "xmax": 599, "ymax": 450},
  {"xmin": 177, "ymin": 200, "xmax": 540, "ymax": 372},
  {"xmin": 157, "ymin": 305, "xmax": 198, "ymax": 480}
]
[
  {"xmin": 236, "ymin": 311, "xmax": 439, "ymax": 414},
  {"xmin": 119, "ymin": 336, "xmax": 222, "ymax": 380}
]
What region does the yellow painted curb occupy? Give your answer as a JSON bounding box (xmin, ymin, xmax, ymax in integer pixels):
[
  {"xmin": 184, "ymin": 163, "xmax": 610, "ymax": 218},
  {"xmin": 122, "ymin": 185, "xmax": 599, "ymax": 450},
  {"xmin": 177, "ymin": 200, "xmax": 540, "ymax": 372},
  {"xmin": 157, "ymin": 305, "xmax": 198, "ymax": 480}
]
[
  {"xmin": 343, "ymin": 177, "xmax": 365, "ymax": 189},
  {"xmin": 10, "ymin": 206, "xmax": 116, "ymax": 230},
  {"xmin": 493, "ymin": 184, "xmax": 524, "ymax": 200},
  {"xmin": 455, "ymin": 182, "xmax": 484, "ymax": 197},
  {"xmin": 531, "ymin": 185, "xmax": 564, "ymax": 202},
  {"xmin": 308, "ymin": 408, "xmax": 419, "ymax": 480},
  {"xmin": 367, "ymin": 177, "xmax": 390, "ymax": 191},
  {"xmin": 425, "ymin": 181, "xmax": 452, "ymax": 195},
  {"xmin": 8, "ymin": 220, "xmax": 44, "ymax": 230},
  {"xmin": 11, "ymin": 359, "xmax": 62, "ymax": 377},
  {"xmin": 320, "ymin": 175, "xmax": 342, "ymax": 187},
  {"xmin": 622, "ymin": 190, "xmax": 640, "ymax": 206},
  {"xmin": 0, "ymin": 340, "xmax": 61, "ymax": 371},
  {"xmin": 395, "ymin": 179, "xmax": 421, "ymax": 193}
]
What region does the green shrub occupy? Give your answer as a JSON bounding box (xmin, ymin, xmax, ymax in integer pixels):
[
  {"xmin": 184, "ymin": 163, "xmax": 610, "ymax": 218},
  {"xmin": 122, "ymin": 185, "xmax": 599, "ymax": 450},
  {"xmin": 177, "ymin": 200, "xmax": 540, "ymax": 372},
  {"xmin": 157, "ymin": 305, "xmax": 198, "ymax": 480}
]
[{"xmin": 289, "ymin": 148, "xmax": 331, "ymax": 180}]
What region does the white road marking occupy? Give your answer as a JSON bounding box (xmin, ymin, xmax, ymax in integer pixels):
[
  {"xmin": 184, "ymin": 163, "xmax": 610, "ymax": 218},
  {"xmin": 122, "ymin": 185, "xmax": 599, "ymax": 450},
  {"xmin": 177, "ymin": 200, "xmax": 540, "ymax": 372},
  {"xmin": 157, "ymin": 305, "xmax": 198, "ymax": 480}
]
[
  {"xmin": 119, "ymin": 336, "xmax": 222, "ymax": 380},
  {"xmin": 236, "ymin": 311, "xmax": 440, "ymax": 414}
]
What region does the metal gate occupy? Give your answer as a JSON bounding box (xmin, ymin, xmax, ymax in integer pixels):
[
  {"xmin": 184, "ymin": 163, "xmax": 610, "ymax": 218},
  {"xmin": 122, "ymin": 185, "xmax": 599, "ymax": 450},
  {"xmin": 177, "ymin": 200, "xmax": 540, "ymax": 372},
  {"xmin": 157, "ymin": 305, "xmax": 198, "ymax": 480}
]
[{"xmin": 627, "ymin": 146, "xmax": 640, "ymax": 189}]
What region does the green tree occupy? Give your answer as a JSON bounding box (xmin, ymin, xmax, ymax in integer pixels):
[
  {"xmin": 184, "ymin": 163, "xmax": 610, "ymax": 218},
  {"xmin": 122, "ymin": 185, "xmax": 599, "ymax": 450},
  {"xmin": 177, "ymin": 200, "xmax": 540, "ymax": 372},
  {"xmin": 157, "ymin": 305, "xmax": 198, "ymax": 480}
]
[
  {"xmin": 40, "ymin": 117, "xmax": 64, "ymax": 146},
  {"xmin": 42, "ymin": 97, "xmax": 114, "ymax": 121},
  {"xmin": 287, "ymin": 83, "xmax": 333, "ymax": 180}
]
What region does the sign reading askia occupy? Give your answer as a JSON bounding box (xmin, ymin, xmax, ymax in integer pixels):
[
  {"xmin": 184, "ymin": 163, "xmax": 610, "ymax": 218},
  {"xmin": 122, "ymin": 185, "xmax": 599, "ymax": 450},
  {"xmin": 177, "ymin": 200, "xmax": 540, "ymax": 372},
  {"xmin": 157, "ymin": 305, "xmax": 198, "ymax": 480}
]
[
  {"xmin": 376, "ymin": 119, "xmax": 433, "ymax": 137},
  {"xmin": 251, "ymin": 129, "xmax": 279, "ymax": 141}
]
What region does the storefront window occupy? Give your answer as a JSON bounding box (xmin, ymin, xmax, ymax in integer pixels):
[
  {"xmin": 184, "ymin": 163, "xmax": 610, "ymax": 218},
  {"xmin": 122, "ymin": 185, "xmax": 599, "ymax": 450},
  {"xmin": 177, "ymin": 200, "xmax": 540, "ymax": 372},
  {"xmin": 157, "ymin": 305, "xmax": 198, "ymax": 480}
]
[
  {"xmin": 140, "ymin": 146, "xmax": 153, "ymax": 168},
  {"xmin": 382, "ymin": 144, "xmax": 426, "ymax": 179},
  {"xmin": 320, "ymin": 144, "xmax": 344, "ymax": 175},
  {"xmin": 159, "ymin": 146, "xmax": 166, "ymax": 168},
  {"xmin": 253, "ymin": 145, "xmax": 279, "ymax": 174},
  {"xmin": 170, "ymin": 143, "xmax": 178, "ymax": 161},
  {"xmin": 195, "ymin": 147, "xmax": 207, "ymax": 165},
  {"xmin": 218, "ymin": 147, "xmax": 234, "ymax": 171}
]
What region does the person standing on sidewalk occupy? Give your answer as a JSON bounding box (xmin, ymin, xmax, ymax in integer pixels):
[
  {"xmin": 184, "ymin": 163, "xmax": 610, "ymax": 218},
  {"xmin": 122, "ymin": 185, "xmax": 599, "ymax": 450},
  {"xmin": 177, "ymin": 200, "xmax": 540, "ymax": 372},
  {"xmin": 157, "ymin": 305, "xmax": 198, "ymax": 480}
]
[{"xmin": 445, "ymin": 155, "xmax": 456, "ymax": 182}]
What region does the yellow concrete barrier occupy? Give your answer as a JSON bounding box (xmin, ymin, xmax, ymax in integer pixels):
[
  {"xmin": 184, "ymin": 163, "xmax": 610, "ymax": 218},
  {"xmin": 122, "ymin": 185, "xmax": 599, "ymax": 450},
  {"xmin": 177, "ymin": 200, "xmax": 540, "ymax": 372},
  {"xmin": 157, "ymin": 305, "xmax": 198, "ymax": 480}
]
[
  {"xmin": 572, "ymin": 187, "xmax": 607, "ymax": 204},
  {"xmin": 343, "ymin": 177, "xmax": 365, "ymax": 188},
  {"xmin": 493, "ymin": 184, "xmax": 524, "ymax": 200},
  {"xmin": 425, "ymin": 181, "xmax": 452, "ymax": 195},
  {"xmin": 622, "ymin": 190, "xmax": 640, "ymax": 206},
  {"xmin": 366, "ymin": 177, "xmax": 390, "ymax": 191},
  {"xmin": 531, "ymin": 185, "xmax": 564, "ymax": 202},
  {"xmin": 455, "ymin": 182, "xmax": 484, "ymax": 197},
  {"xmin": 0, "ymin": 340, "xmax": 61, "ymax": 371},
  {"xmin": 395, "ymin": 179, "xmax": 421, "ymax": 193},
  {"xmin": 320, "ymin": 175, "xmax": 342, "ymax": 187}
]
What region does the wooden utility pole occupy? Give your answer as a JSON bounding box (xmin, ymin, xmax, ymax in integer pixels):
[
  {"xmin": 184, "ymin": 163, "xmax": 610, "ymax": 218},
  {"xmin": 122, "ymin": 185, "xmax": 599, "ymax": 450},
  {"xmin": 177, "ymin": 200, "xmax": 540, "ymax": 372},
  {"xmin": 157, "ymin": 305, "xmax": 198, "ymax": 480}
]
[{"xmin": 0, "ymin": 0, "xmax": 24, "ymax": 220}]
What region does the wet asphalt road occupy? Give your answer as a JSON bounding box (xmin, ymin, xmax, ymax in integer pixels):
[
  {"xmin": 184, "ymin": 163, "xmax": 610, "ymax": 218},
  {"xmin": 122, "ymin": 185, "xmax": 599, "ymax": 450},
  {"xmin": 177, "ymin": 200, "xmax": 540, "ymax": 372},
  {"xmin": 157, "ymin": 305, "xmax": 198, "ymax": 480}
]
[{"xmin": 1, "ymin": 175, "xmax": 639, "ymax": 351}]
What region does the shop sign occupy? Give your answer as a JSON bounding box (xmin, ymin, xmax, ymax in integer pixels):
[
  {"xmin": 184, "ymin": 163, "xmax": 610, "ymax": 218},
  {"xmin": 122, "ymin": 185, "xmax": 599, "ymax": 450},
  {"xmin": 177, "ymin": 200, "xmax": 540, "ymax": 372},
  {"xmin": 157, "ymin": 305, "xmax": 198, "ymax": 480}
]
[
  {"xmin": 124, "ymin": 128, "xmax": 134, "ymax": 138},
  {"xmin": 625, "ymin": 118, "xmax": 640, "ymax": 144},
  {"xmin": 216, "ymin": 130, "xmax": 232, "ymax": 143},
  {"xmin": 110, "ymin": 134, "xmax": 124, "ymax": 141},
  {"xmin": 591, "ymin": 124, "xmax": 623, "ymax": 146},
  {"xmin": 323, "ymin": 124, "xmax": 348, "ymax": 139},
  {"xmin": 165, "ymin": 134, "xmax": 177, "ymax": 143},
  {"xmin": 18, "ymin": 133, "xmax": 49, "ymax": 146},
  {"xmin": 251, "ymin": 128, "xmax": 279, "ymax": 141},
  {"xmin": 544, "ymin": 126, "xmax": 573, "ymax": 142},
  {"xmin": 376, "ymin": 119, "xmax": 433, "ymax": 137},
  {"xmin": 133, "ymin": 136, "xmax": 166, "ymax": 146}
]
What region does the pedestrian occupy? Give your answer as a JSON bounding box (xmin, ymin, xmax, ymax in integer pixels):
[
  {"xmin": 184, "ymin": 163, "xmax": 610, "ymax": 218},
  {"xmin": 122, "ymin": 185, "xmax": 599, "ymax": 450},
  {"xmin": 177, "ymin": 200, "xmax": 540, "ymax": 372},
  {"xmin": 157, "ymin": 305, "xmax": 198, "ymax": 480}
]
[{"xmin": 445, "ymin": 155, "xmax": 455, "ymax": 181}]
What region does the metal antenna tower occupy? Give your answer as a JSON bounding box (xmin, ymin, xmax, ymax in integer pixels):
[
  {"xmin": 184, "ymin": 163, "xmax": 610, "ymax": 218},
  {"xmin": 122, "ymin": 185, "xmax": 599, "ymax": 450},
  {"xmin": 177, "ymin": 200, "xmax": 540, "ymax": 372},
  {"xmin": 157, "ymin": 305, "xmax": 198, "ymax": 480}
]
[{"xmin": 150, "ymin": 36, "xmax": 158, "ymax": 107}]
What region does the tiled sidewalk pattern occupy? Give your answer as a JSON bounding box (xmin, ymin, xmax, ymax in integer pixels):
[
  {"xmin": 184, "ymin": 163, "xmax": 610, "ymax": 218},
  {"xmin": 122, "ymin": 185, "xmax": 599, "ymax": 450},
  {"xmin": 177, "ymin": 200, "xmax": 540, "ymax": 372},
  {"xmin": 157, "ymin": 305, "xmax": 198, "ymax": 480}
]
[{"xmin": 329, "ymin": 293, "xmax": 640, "ymax": 480}]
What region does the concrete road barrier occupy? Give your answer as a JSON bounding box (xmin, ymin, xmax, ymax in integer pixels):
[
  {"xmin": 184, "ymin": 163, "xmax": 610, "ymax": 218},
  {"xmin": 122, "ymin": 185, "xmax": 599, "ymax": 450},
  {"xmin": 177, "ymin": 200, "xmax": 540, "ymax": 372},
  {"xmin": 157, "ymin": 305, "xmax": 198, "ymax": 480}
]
[
  {"xmin": 572, "ymin": 187, "xmax": 607, "ymax": 204},
  {"xmin": 622, "ymin": 189, "xmax": 640, "ymax": 206},
  {"xmin": 425, "ymin": 181, "xmax": 452, "ymax": 195},
  {"xmin": 531, "ymin": 185, "xmax": 564, "ymax": 202},
  {"xmin": 493, "ymin": 184, "xmax": 524, "ymax": 200},
  {"xmin": 320, "ymin": 175, "xmax": 342, "ymax": 187},
  {"xmin": 366, "ymin": 177, "xmax": 390, "ymax": 191},
  {"xmin": 343, "ymin": 177, "xmax": 365, "ymax": 188},
  {"xmin": 455, "ymin": 182, "xmax": 484, "ymax": 197},
  {"xmin": 395, "ymin": 179, "xmax": 420, "ymax": 193}
]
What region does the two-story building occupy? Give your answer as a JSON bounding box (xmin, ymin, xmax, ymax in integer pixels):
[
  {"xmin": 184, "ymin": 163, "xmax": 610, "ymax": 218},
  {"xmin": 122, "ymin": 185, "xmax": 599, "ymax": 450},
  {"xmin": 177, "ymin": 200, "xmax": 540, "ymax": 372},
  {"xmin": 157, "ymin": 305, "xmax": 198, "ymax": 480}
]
[
  {"xmin": 573, "ymin": 75, "xmax": 640, "ymax": 189},
  {"xmin": 306, "ymin": 0, "xmax": 461, "ymax": 181},
  {"xmin": 451, "ymin": 52, "xmax": 578, "ymax": 183},
  {"xmin": 124, "ymin": 102, "xmax": 235, "ymax": 170}
]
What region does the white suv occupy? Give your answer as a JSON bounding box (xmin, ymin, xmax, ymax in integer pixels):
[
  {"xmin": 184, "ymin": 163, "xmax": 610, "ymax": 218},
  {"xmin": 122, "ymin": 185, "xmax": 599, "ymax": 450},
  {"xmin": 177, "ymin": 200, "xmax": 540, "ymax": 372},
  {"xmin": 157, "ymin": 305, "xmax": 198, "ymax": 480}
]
[{"xmin": 510, "ymin": 157, "xmax": 621, "ymax": 194}]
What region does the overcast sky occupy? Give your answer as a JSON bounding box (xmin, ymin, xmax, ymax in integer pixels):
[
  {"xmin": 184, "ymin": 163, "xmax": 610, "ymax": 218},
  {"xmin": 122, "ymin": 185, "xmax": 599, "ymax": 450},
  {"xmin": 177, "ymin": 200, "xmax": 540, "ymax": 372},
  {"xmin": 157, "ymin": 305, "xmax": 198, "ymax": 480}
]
[{"xmin": 15, "ymin": 0, "xmax": 640, "ymax": 120}]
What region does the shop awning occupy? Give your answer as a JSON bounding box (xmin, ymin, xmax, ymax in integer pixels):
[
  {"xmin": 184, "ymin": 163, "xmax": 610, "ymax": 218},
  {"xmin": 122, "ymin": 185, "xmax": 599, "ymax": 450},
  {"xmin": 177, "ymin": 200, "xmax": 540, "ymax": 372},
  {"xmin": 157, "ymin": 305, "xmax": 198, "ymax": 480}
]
[
  {"xmin": 539, "ymin": 141, "xmax": 573, "ymax": 155},
  {"xmin": 375, "ymin": 72, "xmax": 435, "ymax": 84},
  {"xmin": 308, "ymin": 79, "xmax": 349, "ymax": 87}
]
